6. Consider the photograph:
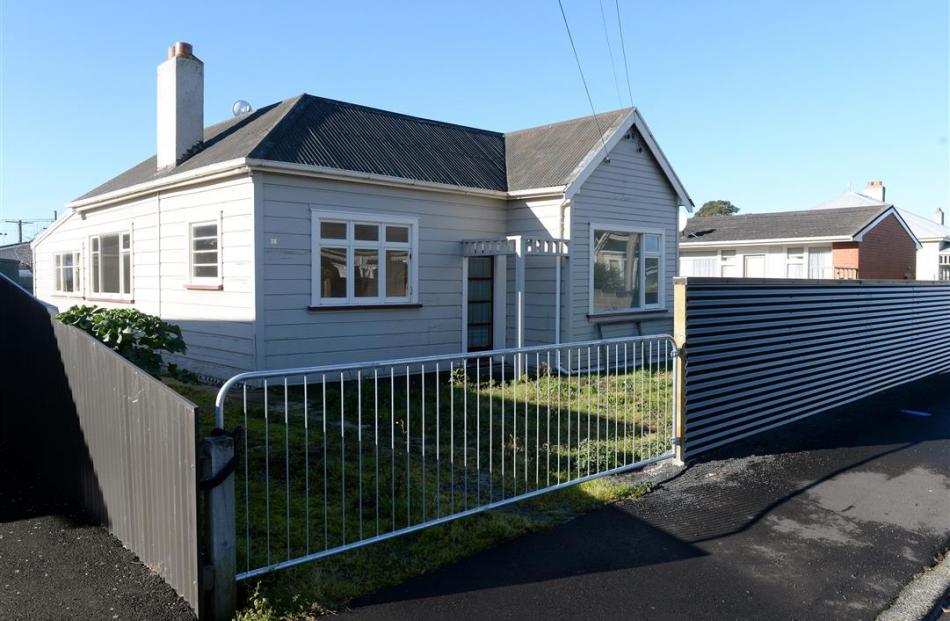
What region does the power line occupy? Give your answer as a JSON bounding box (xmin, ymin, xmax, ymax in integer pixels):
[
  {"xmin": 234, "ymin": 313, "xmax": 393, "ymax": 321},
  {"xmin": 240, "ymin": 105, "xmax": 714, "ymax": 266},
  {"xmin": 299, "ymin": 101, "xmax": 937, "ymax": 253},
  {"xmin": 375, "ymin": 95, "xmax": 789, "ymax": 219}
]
[
  {"xmin": 557, "ymin": 0, "xmax": 609, "ymax": 159},
  {"xmin": 599, "ymin": 0, "xmax": 624, "ymax": 108},
  {"xmin": 615, "ymin": 0, "xmax": 635, "ymax": 106}
]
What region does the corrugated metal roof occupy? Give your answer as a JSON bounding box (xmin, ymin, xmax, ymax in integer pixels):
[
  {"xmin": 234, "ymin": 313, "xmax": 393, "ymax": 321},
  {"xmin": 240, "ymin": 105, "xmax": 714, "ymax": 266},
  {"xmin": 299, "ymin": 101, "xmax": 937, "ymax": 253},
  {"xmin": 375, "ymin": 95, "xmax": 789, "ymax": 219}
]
[
  {"xmin": 681, "ymin": 205, "xmax": 892, "ymax": 243},
  {"xmin": 504, "ymin": 108, "xmax": 631, "ymax": 191},
  {"xmin": 75, "ymin": 95, "xmax": 640, "ymax": 202},
  {"xmin": 76, "ymin": 98, "xmax": 298, "ymax": 201},
  {"xmin": 251, "ymin": 95, "xmax": 507, "ymax": 191}
]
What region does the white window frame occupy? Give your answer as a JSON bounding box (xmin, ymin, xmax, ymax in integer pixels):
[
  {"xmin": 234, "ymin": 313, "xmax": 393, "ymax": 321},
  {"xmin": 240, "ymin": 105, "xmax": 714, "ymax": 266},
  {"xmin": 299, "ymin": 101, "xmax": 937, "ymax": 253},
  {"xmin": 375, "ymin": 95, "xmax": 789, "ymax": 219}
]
[
  {"xmin": 785, "ymin": 246, "xmax": 806, "ymax": 278},
  {"xmin": 88, "ymin": 230, "xmax": 133, "ymax": 300},
  {"xmin": 53, "ymin": 251, "xmax": 81, "ymax": 295},
  {"xmin": 187, "ymin": 216, "xmax": 223, "ymax": 287},
  {"xmin": 589, "ymin": 223, "xmax": 665, "ymax": 315},
  {"xmin": 310, "ymin": 209, "xmax": 419, "ymax": 307},
  {"xmin": 720, "ymin": 250, "xmax": 739, "ymax": 277}
]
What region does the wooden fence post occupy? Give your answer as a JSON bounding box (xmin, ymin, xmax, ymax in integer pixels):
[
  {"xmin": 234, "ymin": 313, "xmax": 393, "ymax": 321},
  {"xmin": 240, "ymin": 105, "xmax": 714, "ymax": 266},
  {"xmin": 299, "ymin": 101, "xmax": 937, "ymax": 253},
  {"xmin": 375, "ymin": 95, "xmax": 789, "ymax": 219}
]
[
  {"xmin": 201, "ymin": 435, "xmax": 236, "ymax": 621},
  {"xmin": 673, "ymin": 278, "xmax": 687, "ymax": 464}
]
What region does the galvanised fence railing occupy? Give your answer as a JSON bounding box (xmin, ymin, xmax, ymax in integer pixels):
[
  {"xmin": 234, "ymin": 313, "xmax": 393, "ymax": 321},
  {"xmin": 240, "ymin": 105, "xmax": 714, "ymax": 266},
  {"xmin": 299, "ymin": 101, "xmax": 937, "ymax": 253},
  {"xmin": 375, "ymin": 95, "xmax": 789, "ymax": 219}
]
[{"xmin": 214, "ymin": 335, "xmax": 678, "ymax": 581}]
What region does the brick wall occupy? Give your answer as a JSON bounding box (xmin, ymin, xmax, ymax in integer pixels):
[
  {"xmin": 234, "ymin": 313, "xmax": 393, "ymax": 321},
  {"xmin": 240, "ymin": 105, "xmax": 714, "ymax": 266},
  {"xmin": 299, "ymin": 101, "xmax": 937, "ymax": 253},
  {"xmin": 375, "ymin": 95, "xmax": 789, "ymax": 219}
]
[
  {"xmin": 832, "ymin": 214, "xmax": 917, "ymax": 279},
  {"xmin": 832, "ymin": 242, "xmax": 859, "ymax": 272}
]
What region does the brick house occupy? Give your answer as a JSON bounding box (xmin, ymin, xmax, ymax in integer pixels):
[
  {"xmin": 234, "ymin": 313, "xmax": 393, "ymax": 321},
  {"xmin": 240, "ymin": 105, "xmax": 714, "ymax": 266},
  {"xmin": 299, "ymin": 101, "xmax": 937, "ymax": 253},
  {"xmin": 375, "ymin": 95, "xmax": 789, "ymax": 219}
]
[{"xmin": 679, "ymin": 204, "xmax": 919, "ymax": 280}]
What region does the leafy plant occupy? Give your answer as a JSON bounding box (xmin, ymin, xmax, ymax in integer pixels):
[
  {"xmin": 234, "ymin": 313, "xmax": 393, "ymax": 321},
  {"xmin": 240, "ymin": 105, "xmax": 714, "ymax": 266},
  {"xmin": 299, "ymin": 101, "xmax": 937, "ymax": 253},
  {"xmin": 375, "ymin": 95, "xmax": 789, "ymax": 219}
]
[{"xmin": 57, "ymin": 305, "xmax": 186, "ymax": 375}]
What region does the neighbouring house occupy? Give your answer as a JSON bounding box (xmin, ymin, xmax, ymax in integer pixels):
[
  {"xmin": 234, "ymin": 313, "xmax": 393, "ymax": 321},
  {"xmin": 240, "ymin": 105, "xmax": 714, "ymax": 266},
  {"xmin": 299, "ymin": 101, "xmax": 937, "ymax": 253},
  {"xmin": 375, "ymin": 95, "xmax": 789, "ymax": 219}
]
[
  {"xmin": 811, "ymin": 181, "xmax": 949, "ymax": 281},
  {"xmin": 32, "ymin": 42, "xmax": 693, "ymax": 379},
  {"xmin": 940, "ymin": 248, "xmax": 950, "ymax": 280},
  {"xmin": 679, "ymin": 196, "xmax": 920, "ymax": 280},
  {"xmin": 0, "ymin": 241, "xmax": 34, "ymax": 290}
]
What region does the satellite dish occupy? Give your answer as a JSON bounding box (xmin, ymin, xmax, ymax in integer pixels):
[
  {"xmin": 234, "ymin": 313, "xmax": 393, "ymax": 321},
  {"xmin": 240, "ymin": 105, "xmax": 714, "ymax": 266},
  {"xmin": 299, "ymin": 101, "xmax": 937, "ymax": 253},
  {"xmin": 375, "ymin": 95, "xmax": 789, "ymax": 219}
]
[{"xmin": 232, "ymin": 100, "xmax": 253, "ymax": 117}]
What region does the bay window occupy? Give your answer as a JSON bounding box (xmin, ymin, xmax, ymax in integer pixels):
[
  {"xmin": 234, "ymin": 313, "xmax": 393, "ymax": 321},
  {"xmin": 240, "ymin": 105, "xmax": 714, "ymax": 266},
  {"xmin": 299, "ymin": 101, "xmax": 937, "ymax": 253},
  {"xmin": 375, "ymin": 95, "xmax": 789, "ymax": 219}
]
[
  {"xmin": 311, "ymin": 211, "xmax": 417, "ymax": 307},
  {"xmin": 591, "ymin": 225, "xmax": 664, "ymax": 313},
  {"xmin": 54, "ymin": 251, "xmax": 81, "ymax": 294},
  {"xmin": 89, "ymin": 232, "xmax": 132, "ymax": 297}
]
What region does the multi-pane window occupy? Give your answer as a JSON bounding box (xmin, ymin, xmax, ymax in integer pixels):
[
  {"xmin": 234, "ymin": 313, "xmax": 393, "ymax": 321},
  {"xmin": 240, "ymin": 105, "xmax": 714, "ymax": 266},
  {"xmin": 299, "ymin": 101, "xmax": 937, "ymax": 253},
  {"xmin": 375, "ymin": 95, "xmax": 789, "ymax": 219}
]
[
  {"xmin": 89, "ymin": 232, "xmax": 132, "ymax": 297},
  {"xmin": 592, "ymin": 227, "xmax": 663, "ymax": 312},
  {"xmin": 786, "ymin": 247, "xmax": 805, "ymax": 278},
  {"xmin": 54, "ymin": 252, "xmax": 80, "ymax": 293},
  {"xmin": 312, "ymin": 212, "xmax": 416, "ymax": 306},
  {"xmin": 190, "ymin": 222, "xmax": 220, "ymax": 281},
  {"xmin": 720, "ymin": 250, "xmax": 739, "ymax": 277}
]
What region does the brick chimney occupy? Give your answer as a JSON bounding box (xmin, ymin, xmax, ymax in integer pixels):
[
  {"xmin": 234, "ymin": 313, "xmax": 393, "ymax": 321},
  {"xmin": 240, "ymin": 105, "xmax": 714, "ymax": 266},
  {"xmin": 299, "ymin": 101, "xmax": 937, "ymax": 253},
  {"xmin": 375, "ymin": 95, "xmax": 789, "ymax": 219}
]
[
  {"xmin": 157, "ymin": 42, "xmax": 203, "ymax": 169},
  {"xmin": 863, "ymin": 180, "xmax": 886, "ymax": 202}
]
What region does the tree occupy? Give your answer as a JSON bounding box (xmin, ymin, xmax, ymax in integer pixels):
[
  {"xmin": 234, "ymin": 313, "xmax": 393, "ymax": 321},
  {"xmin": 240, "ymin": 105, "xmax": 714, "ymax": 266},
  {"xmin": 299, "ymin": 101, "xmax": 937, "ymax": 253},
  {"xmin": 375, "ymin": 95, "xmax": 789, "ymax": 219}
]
[{"xmin": 696, "ymin": 200, "xmax": 739, "ymax": 217}]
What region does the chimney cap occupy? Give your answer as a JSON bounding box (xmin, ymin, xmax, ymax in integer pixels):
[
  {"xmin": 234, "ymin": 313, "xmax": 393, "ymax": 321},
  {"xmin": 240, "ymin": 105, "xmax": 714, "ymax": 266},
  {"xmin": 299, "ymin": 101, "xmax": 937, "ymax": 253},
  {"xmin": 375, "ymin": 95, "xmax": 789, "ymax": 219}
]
[{"xmin": 167, "ymin": 41, "xmax": 194, "ymax": 59}]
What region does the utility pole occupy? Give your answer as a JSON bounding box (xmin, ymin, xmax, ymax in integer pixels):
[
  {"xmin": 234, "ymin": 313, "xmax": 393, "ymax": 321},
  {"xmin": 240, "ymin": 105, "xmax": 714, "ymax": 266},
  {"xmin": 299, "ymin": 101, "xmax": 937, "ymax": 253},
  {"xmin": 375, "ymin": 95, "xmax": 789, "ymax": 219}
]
[{"xmin": 2, "ymin": 218, "xmax": 54, "ymax": 243}]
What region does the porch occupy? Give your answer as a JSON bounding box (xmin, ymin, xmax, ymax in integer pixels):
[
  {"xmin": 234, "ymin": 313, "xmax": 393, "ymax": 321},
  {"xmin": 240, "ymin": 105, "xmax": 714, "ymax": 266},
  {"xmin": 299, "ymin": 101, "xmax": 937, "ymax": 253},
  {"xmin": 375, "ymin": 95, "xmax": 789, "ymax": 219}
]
[{"xmin": 461, "ymin": 235, "xmax": 568, "ymax": 354}]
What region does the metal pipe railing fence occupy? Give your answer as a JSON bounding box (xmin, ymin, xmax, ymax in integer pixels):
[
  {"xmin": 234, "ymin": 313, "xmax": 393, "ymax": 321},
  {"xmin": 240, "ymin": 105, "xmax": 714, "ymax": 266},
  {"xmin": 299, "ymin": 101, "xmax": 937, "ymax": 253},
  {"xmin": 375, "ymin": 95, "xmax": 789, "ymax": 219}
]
[{"xmin": 214, "ymin": 335, "xmax": 677, "ymax": 581}]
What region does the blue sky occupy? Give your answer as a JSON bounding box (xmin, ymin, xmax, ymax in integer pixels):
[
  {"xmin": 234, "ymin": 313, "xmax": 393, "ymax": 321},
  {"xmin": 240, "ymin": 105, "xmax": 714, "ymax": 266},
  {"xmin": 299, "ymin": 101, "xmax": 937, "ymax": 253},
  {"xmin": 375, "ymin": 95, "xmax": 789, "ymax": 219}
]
[{"xmin": 1, "ymin": 0, "xmax": 947, "ymax": 241}]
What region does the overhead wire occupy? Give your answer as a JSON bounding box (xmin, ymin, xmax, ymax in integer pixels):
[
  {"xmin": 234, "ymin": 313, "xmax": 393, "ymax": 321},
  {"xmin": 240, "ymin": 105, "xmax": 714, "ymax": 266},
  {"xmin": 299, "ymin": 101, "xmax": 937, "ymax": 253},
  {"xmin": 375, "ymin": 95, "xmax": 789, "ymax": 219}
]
[
  {"xmin": 599, "ymin": 0, "xmax": 624, "ymax": 108},
  {"xmin": 557, "ymin": 0, "xmax": 610, "ymax": 159},
  {"xmin": 615, "ymin": 0, "xmax": 635, "ymax": 106}
]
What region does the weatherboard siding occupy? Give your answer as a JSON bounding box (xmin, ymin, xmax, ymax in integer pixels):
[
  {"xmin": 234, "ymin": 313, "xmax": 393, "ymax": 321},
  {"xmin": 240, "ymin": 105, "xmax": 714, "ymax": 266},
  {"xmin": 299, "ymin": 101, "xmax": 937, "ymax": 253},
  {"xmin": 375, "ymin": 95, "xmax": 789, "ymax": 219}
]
[
  {"xmin": 32, "ymin": 177, "xmax": 257, "ymax": 379},
  {"xmin": 259, "ymin": 173, "xmax": 507, "ymax": 369},
  {"xmin": 568, "ymin": 135, "xmax": 679, "ymax": 342},
  {"xmin": 505, "ymin": 197, "xmax": 565, "ymax": 346}
]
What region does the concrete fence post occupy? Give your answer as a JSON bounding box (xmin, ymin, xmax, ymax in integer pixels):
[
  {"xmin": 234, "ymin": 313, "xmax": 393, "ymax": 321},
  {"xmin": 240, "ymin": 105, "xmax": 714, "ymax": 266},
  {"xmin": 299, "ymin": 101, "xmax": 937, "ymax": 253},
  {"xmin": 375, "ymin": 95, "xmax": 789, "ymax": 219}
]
[
  {"xmin": 673, "ymin": 278, "xmax": 687, "ymax": 464},
  {"xmin": 200, "ymin": 435, "xmax": 236, "ymax": 621}
]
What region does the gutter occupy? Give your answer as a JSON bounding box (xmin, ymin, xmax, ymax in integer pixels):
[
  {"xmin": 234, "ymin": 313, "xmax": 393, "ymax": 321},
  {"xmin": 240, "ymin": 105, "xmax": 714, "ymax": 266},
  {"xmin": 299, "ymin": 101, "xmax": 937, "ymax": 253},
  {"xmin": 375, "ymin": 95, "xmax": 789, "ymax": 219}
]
[
  {"xmin": 67, "ymin": 158, "xmax": 252, "ymax": 211},
  {"xmin": 245, "ymin": 159, "xmax": 510, "ymax": 199},
  {"xmin": 680, "ymin": 236, "xmax": 854, "ymax": 248}
]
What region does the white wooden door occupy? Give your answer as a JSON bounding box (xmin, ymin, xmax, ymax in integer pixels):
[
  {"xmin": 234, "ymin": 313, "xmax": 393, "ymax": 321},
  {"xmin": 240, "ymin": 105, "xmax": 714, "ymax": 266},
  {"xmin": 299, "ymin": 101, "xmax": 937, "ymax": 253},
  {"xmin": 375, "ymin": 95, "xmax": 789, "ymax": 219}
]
[{"xmin": 743, "ymin": 254, "xmax": 766, "ymax": 278}]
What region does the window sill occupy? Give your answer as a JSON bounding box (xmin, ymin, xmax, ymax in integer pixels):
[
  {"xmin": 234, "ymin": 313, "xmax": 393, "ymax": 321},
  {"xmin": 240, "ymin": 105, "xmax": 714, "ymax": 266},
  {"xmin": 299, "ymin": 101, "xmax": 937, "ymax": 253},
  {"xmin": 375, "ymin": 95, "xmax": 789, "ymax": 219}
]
[
  {"xmin": 587, "ymin": 309, "xmax": 669, "ymax": 321},
  {"xmin": 51, "ymin": 292, "xmax": 83, "ymax": 299},
  {"xmin": 85, "ymin": 296, "xmax": 135, "ymax": 304},
  {"xmin": 184, "ymin": 283, "xmax": 223, "ymax": 291},
  {"xmin": 308, "ymin": 303, "xmax": 422, "ymax": 312}
]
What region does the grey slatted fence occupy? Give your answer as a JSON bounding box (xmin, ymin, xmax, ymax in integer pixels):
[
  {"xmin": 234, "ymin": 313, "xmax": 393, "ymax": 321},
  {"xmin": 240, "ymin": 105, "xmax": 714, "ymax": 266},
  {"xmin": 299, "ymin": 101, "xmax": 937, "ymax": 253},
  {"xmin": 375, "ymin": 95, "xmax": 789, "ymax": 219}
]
[
  {"xmin": 214, "ymin": 335, "xmax": 678, "ymax": 581},
  {"xmin": 0, "ymin": 274, "xmax": 201, "ymax": 614},
  {"xmin": 679, "ymin": 277, "xmax": 950, "ymax": 457}
]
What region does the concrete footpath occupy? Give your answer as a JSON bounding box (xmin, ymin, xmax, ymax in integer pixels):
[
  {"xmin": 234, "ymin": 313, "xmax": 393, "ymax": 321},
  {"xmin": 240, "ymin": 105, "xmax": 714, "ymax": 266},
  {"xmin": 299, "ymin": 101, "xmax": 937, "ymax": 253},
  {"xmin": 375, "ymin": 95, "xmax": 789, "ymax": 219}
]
[{"xmin": 341, "ymin": 375, "xmax": 950, "ymax": 621}]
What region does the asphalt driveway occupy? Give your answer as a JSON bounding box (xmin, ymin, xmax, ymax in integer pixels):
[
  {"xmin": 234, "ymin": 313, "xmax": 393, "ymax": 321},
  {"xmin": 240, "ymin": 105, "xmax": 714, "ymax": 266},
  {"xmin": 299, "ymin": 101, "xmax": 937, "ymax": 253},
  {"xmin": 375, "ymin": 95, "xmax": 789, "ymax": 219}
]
[
  {"xmin": 0, "ymin": 444, "xmax": 194, "ymax": 621},
  {"xmin": 340, "ymin": 374, "xmax": 950, "ymax": 621}
]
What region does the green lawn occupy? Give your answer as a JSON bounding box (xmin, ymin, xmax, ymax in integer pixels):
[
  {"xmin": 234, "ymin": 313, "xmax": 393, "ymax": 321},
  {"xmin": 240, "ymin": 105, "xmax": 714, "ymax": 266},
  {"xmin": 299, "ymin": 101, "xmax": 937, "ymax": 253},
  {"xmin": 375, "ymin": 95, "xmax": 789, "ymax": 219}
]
[{"xmin": 169, "ymin": 356, "xmax": 672, "ymax": 619}]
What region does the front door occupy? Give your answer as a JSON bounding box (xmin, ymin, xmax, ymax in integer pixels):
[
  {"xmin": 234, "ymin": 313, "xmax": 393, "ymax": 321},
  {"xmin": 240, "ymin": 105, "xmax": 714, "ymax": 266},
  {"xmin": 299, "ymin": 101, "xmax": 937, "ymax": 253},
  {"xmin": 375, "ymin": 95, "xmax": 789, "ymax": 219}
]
[{"xmin": 467, "ymin": 257, "xmax": 493, "ymax": 352}]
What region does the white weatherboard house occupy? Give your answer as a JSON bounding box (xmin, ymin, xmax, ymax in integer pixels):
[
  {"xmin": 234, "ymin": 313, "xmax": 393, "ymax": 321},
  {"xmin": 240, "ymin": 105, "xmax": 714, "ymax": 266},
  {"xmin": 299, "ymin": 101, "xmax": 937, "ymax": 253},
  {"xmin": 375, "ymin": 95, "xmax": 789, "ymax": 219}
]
[{"xmin": 32, "ymin": 42, "xmax": 693, "ymax": 379}]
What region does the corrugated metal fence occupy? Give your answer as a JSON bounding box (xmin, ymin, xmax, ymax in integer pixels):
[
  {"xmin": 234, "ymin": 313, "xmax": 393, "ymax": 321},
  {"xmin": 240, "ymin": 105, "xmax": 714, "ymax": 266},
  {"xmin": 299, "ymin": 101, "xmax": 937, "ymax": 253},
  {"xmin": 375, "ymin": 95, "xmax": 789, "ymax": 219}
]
[
  {"xmin": 0, "ymin": 274, "xmax": 201, "ymax": 613},
  {"xmin": 679, "ymin": 277, "xmax": 950, "ymax": 457}
]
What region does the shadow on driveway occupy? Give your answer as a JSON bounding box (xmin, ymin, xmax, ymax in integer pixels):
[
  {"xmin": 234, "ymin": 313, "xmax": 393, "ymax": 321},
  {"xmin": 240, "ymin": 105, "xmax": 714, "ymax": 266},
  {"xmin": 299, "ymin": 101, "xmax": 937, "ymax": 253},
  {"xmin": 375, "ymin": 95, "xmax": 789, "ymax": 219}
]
[
  {"xmin": 0, "ymin": 446, "xmax": 195, "ymax": 621},
  {"xmin": 339, "ymin": 374, "xmax": 950, "ymax": 621}
]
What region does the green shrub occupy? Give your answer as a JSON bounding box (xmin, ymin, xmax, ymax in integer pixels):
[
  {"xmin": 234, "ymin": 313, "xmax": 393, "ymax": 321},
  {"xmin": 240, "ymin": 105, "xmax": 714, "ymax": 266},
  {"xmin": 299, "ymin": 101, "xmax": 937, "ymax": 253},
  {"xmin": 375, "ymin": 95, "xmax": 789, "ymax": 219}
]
[{"xmin": 57, "ymin": 305, "xmax": 186, "ymax": 375}]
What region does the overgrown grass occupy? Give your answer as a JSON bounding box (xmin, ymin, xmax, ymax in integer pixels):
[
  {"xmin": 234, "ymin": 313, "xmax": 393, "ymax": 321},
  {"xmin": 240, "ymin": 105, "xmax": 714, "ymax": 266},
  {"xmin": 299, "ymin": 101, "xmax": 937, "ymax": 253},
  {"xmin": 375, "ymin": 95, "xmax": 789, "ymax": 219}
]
[{"xmin": 169, "ymin": 355, "xmax": 671, "ymax": 618}]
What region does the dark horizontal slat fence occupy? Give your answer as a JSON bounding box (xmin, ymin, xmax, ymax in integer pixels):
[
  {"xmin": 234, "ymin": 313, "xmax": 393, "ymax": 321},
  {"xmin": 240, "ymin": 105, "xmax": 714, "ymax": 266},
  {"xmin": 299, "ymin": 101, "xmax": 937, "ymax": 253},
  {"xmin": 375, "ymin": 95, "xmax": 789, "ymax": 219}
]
[
  {"xmin": 0, "ymin": 274, "xmax": 201, "ymax": 614},
  {"xmin": 680, "ymin": 277, "xmax": 950, "ymax": 457}
]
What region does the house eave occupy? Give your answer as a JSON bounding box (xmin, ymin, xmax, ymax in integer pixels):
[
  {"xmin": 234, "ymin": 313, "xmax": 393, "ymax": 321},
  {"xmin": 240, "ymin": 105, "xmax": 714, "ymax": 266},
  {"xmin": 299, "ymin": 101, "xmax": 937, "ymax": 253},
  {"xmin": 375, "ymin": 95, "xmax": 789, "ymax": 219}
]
[
  {"xmin": 679, "ymin": 236, "xmax": 854, "ymax": 248},
  {"xmin": 245, "ymin": 159, "xmax": 510, "ymax": 198},
  {"xmin": 66, "ymin": 158, "xmax": 253, "ymax": 212}
]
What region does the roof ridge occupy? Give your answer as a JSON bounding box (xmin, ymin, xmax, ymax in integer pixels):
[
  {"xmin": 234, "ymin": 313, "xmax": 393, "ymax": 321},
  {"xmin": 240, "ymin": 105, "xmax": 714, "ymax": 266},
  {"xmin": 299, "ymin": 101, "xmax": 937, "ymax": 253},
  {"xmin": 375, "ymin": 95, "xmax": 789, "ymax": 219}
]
[
  {"xmin": 292, "ymin": 93, "xmax": 505, "ymax": 138},
  {"xmin": 245, "ymin": 94, "xmax": 308, "ymax": 160},
  {"xmin": 690, "ymin": 204, "xmax": 890, "ymax": 221},
  {"xmin": 504, "ymin": 106, "xmax": 634, "ymax": 136}
]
